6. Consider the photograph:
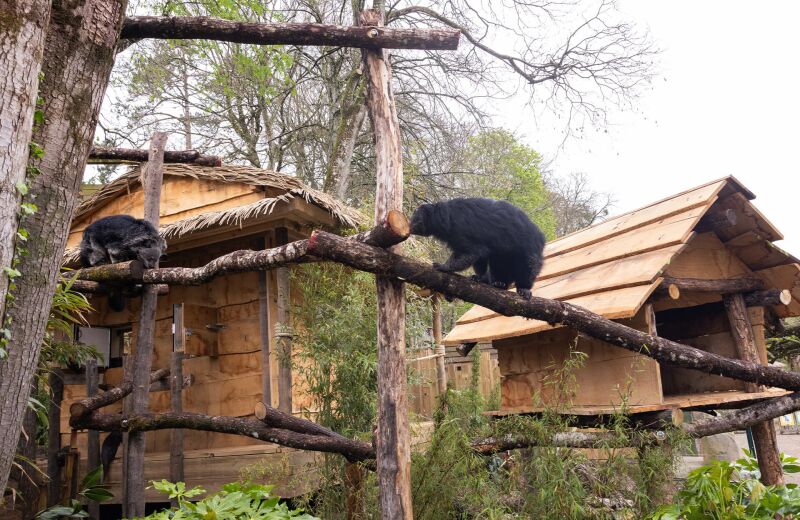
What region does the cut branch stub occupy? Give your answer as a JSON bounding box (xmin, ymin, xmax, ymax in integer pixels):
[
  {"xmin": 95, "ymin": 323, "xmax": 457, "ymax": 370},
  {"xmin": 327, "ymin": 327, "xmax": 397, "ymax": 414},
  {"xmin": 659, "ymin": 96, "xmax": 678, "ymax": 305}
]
[
  {"xmin": 121, "ymin": 16, "xmax": 461, "ymax": 50},
  {"xmin": 350, "ymin": 209, "xmax": 409, "ymax": 248},
  {"xmin": 254, "ymin": 402, "xmax": 349, "ymax": 441},
  {"xmin": 744, "ymin": 289, "xmax": 792, "ymax": 307}
]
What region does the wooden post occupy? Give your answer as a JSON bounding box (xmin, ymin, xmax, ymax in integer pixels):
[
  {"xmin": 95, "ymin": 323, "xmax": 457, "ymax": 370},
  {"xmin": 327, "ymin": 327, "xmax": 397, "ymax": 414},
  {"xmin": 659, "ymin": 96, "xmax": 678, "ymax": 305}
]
[
  {"xmin": 170, "ymin": 303, "xmax": 185, "ymax": 500},
  {"xmin": 275, "ymin": 227, "xmax": 292, "ymax": 414},
  {"xmin": 124, "ymin": 131, "xmax": 167, "ymax": 517},
  {"xmin": 361, "ymin": 9, "xmax": 412, "ymax": 519},
  {"xmin": 432, "ymin": 293, "xmax": 447, "ymax": 396},
  {"xmin": 345, "ymin": 462, "xmax": 365, "ymax": 520},
  {"xmin": 46, "ymin": 369, "xmax": 63, "ymax": 507},
  {"xmin": 723, "ymin": 293, "xmax": 784, "ymax": 485},
  {"xmin": 258, "ymin": 236, "xmax": 272, "ymax": 406},
  {"xmin": 86, "ymin": 359, "xmax": 100, "ymax": 519}
]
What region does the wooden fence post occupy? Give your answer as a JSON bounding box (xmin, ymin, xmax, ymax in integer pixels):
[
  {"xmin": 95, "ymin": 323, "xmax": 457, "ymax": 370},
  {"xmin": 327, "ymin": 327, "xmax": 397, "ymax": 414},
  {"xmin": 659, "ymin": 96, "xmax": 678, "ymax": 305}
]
[
  {"xmin": 361, "ymin": 9, "xmax": 413, "ymax": 519},
  {"xmin": 86, "ymin": 359, "xmax": 100, "ymax": 518},
  {"xmin": 724, "ymin": 293, "xmax": 784, "ymax": 485},
  {"xmin": 170, "ymin": 303, "xmax": 185, "ymax": 501},
  {"xmin": 124, "ymin": 132, "xmax": 167, "ymax": 517},
  {"xmin": 432, "ymin": 293, "xmax": 447, "ymax": 397}
]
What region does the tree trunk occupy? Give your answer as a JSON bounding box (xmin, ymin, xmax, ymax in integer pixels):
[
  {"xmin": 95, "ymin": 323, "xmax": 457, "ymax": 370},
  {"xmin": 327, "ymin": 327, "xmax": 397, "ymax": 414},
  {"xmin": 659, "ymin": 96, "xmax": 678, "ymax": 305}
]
[
  {"xmin": 0, "ymin": 0, "xmax": 126, "ymax": 493},
  {"xmin": 0, "ymin": 0, "xmax": 50, "ymax": 327}
]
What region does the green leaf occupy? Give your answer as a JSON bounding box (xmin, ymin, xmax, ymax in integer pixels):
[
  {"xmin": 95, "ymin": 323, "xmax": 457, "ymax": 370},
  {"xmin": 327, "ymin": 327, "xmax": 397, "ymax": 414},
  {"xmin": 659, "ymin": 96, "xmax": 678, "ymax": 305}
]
[{"xmin": 15, "ymin": 181, "xmax": 29, "ymax": 195}]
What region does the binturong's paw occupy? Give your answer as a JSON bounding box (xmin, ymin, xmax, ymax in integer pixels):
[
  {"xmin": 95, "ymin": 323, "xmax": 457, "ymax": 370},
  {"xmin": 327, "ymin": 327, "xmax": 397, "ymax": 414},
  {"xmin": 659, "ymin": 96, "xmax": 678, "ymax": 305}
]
[
  {"xmin": 433, "ymin": 262, "xmax": 452, "ymax": 272},
  {"xmin": 491, "ymin": 281, "xmax": 509, "ymax": 289},
  {"xmin": 470, "ymin": 274, "xmax": 489, "ymax": 283},
  {"xmin": 517, "ymin": 288, "xmax": 532, "ymax": 300}
]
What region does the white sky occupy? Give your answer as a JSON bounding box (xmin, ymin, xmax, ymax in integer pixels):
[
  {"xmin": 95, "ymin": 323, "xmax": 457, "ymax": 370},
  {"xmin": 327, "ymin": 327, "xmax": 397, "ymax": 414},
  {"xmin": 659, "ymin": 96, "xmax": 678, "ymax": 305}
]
[{"xmin": 501, "ymin": 1, "xmax": 800, "ymax": 255}]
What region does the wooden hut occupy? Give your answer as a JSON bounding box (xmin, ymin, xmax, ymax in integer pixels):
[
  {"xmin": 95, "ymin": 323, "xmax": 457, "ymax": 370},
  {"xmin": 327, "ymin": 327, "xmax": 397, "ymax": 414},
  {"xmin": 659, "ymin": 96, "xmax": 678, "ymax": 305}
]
[
  {"xmin": 55, "ymin": 164, "xmax": 368, "ymax": 503},
  {"xmin": 444, "ymin": 177, "xmax": 800, "ymax": 418}
]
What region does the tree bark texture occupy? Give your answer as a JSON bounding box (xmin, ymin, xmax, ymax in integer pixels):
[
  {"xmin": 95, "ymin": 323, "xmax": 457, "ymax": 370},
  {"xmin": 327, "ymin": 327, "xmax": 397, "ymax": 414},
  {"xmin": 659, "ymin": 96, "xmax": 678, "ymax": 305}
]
[
  {"xmin": 304, "ymin": 230, "xmax": 800, "ymax": 391},
  {"xmin": 361, "ymin": 9, "xmax": 413, "ymax": 519},
  {"xmin": 121, "ymin": 16, "xmax": 460, "ymax": 50},
  {"xmin": 432, "ymin": 293, "xmax": 447, "ymax": 396},
  {"xmin": 125, "ymin": 132, "xmax": 166, "ymax": 518},
  {"xmin": 89, "ymin": 146, "xmax": 221, "ymax": 166},
  {"xmin": 0, "ymin": 0, "xmax": 126, "ymax": 493},
  {"xmin": 723, "ymin": 293, "xmax": 784, "ymax": 486},
  {"xmin": 661, "ymin": 276, "xmax": 765, "ymax": 294},
  {"xmin": 0, "ymin": 0, "xmax": 50, "ymax": 328}
]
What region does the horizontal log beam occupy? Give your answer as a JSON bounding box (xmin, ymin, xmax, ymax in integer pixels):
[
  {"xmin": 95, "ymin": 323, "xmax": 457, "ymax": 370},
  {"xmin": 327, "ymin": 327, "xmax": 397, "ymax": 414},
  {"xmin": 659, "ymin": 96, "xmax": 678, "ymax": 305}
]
[
  {"xmin": 254, "ymin": 402, "xmax": 351, "ymax": 442},
  {"xmin": 305, "ymin": 230, "xmax": 800, "ymax": 391},
  {"xmin": 472, "ymin": 430, "xmax": 667, "ymax": 454},
  {"xmin": 89, "ymin": 146, "xmax": 221, "ymax": 166},
  {"xmin": 685, "ymin": 392, "xmax": 800, "ymax": 438},
  {"xmin": 69, "ymin": 279, "xmax": 169, "ymax": 296},
  {"xmin": 695, "ymin": 208, "xmax": 737, "ymax": 233},
  {"xmin": 661, "ymin": 276, "xmax": 765, "ymax": 294},
  {"xmin": 121, "ymin": 16, "xmax": 461, "ymax": 50},
  {"xmin": 743, "ymin": 289, "xmax": 792, "ymax": 307},
  {"xmin": 71, "ymin": 410, "xmax": 376, "ymax": 463},
  {"xmin": 67, "ymin": 261, "xmax": 144, "ymax": 283},
  {"xmin": 69, "ymin": 368, "xmax": 169, "ymax": 419}
]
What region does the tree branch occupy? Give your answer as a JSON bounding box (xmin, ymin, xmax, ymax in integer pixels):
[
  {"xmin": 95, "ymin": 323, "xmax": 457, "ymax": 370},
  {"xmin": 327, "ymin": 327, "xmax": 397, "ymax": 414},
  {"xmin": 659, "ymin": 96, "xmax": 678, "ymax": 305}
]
[{"xmin": 88, "ymin": 146, "xmax": 222, "ymax": 166}]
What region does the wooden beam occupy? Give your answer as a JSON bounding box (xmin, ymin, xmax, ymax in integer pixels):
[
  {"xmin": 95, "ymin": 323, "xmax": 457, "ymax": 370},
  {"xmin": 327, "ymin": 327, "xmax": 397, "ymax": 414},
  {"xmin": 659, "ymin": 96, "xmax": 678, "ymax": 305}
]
[
  {"xmin": 89, "ymin": 146, "xmax": 221, "ymax": 166},
  {"xmin": 275, "ymin": 227, "xmax": 293, "ymax": 414},
  {"xmin": 661, "ymin": 276, "xmax": 765, "ymax": 293},
  {"xmin": 68, "ymin": 260, "xmax": 144, "ymax": 283},
  {"xmin": 86, "ymin": 359, "xmax": 100, "ymax": 518},
  {"xmin": 69, "ymin": 368, "xmax": 170, "ymax": 420},
  {"xmin": 125, "ymin": 132, "xmax": 167, "ymax": 518},
  {"xmin": 68, "ymin": 279, "xmax": 168, "ymax": 295},
  {"xmin": 46, "ymin": 370, "xmax": 63, "ymax": 507},
  {"xmin": 456, "ymin": 342, "xmax": 477, "ymax": 357},
  {"xmin": 121, "ymin": 16, "xmax": 461, "ymax": 50},
  {"xmin": 361, "ymin": 9, "xmax": 413, "ymax": 519},
  {"xmin": 170, "ymin": 304, "xmax": 185, "ymax": 502},
  {"xmin": 743, "ymin": 289, "xmax": 792, "ymax": 307},
  {"xmin": 258, "ymin": 236, "xmax": 272, "ymax": 407},
  {"xmin": 723, "ymin": 292, "xmax": 784, "ymax": 486}
]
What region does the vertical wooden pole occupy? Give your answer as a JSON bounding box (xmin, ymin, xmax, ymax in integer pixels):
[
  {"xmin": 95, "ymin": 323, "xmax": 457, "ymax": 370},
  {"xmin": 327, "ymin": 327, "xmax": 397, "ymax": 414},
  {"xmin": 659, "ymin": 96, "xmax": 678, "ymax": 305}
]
[
  {"xmin": 86, "ymin": 359, "xmax": 100, "ymax": 519},
  {"xmin": 258, "ymin": 236, "xmax": 272, "ymax": 407},
  {"xmin": 170, "ymin": 303, "xmax": 185, "ymax": 500},
  {"xmin": 66, "ymin": 430, "xmax": 79, "ymax": 503},
  {"xmin": 723, "ymin": 293, "xmax": 783, "ymax": 485},
  {"xmin": 432, "ymin": 294, "xmax": 447, "ymax": 397},
  {"xmin": 46, "ymin": 369, "xmax": 63, "ymax": 507},
  {"xmin": 124, "ymin": 131, "xmax": 167, "ymax": 517},
  {"xmin": 275, "ymin": 227, "xmax": 293, "ymax": 414},
  {"xmin": 345, "ymin": 462, "xmax": 365, "ymax": 520},
  {"xmin": 361, "ymin": 9, "xmax": 412, "ymax": 519}
]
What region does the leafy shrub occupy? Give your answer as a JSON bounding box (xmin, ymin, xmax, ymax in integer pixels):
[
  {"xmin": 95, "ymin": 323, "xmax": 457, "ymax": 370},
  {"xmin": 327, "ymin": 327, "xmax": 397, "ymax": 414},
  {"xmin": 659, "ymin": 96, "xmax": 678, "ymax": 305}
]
[
  {"xmin": 36, "ymin": 466, "xmax": 112, "ymax": 519},
  {"xmin": 133, "ymin": 480, "xmax": 318, "ymax": 520},
  {"xmin": 650, "ymin": 450, "xmax": 800, "ymax": 519}
]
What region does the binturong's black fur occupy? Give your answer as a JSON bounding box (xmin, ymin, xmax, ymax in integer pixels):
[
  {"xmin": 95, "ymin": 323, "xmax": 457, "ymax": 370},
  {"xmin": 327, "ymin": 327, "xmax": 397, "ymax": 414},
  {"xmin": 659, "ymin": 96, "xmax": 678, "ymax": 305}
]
[
  {"xmin": 79, "ymin": 215, "xmax": 166, "ymax": 311},
  {"xmin": 100, "ymin": 430, "xmax": 122, "ymax": 482},
  {"xmin": 410, "ymin": 198, "xmax": 546, "ymax": 300}
]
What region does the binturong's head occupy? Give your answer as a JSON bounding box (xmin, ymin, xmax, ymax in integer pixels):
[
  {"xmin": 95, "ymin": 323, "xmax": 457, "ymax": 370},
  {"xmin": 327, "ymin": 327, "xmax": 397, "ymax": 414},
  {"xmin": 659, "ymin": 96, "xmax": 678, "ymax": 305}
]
[
  {"xmin": 409, "ymin": 203, "xmax": 435, "ymax": 237},
  {"xmin": 137, "ymin": 237, "xmax": 167, "ymax": 269}
]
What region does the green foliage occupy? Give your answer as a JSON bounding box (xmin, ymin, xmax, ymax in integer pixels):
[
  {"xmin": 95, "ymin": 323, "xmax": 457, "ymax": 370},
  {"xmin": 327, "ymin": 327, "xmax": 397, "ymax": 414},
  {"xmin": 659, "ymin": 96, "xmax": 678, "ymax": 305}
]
[
  {"xmin": 459, "ymin": 129, "xmax": 557, "ymax": 240},
  {"xmin": 650, "ymin": 450, "xmax": 800, "ymax": 520},
  {"xmin": 36, "ymin": 467, "xmax": 112, "ymax": 519},
  {"xmin": 133, "ymin": 480, "xmax": 318, "ymax": 520}
]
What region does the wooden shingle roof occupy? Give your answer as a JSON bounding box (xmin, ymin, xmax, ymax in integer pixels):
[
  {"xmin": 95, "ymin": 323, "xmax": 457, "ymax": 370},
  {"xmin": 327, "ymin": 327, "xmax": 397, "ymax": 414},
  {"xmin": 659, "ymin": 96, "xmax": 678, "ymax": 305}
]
[{"xmin": 444, "ymin": 176, "xmax": 800, "ymax": 345}]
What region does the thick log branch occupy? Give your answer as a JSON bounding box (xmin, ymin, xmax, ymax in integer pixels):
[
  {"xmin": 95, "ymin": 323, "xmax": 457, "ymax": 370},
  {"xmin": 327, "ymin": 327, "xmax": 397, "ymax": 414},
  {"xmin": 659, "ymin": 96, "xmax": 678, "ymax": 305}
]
[
  {"xmin": 685, "ymin": 392, "xmax": 800, "ymax": 438},
  {"xmin": 69, "ymin": 368, "xmax": 169, "ymax": 419},
  {"xmin": 69, "ymin": 279, "xmax": 168, "ymax": 296},
  {"xmin": 71, "ymin": 410, "xmax": 375, "ymax": 463},
  {"xmin": 306, "ymin": 230, "xmax": 800, "ymax": 391},
  {"xmin": 472, "ymin": 430, "xmax": 666, "ymax": 454},
  {"xmin": 350, "ymin": 210, "xmax": 409, "ymax": 248},
  {"xmin": 89, "ymin": 146, "xmax": 221, "ymax": 166},
  {"xmin": 254, "ymin": 402, "xmax": 348, "ymax": 441},
  {"xmin": 661, "ymin": 276, "xmax": 765, "ymax": 294},
  {"xmin": 68, "ymin": 260, "xmax": 144, "ymax": 283},
  {"xmin": 121, "ymin": 16, "xmax": 460, "ymax": 50},
  {"xmin": 744, "ymin": 289, "xmax": 792, "ymax": 307}
]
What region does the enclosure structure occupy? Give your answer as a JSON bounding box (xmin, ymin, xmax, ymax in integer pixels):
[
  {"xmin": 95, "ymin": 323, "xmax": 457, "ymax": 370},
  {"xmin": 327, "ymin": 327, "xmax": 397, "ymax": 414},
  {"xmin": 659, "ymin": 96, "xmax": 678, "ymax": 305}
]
[
  {"xmin": 445, "ymin": 177, "xmax": 800, "ymax": 417},
  {"xmin": 55, "ymin": 163, "xmax": 367, "ymax": 502}
]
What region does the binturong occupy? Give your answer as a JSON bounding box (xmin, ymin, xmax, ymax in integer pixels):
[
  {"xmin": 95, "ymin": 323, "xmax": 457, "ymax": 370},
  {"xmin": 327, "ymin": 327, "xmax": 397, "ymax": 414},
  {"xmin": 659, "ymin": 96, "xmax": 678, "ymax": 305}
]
[
  {"xmin": 409, "ymin": 198, "xmax": 546, "ymax": 300},
  {"xmin": 79, "ymin": 215, "xmax": 166, "ymax": 311}
]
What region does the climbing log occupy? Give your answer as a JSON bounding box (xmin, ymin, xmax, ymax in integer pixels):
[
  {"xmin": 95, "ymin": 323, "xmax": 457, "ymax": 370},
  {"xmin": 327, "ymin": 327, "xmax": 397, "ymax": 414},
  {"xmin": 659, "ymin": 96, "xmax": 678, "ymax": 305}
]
[
  {"xmin": 254, "ymin": 402, "xmax": 351, "ymax": 441},
  {"xmin": 89, "ymin": 146, "xmax": 221, "ymax": 166},
  {"xmin": 68, "ymin": 260, "xmax": 144, "ymax": 283},
  {"xmin": 121, "ymin": 16, "xmax": 461, "ymax": 50},
  {"xmin": 361, "ymin": 8, "xmax": 413, "ymax": 519},
  {"xmin": 351, "ymin": 209, "xmax": 410, "ymax": 248},
  {"xmin": 68, "ymin": 279, "xmax": 168, "ymax": 295},
  {"xmin": 72, "ymin": 410, "xmax": 376, "ymax": 463},
  {"xmin": 744, "ymin": 289, "xmax": 792, "ymax": 307},
  {"xmin": 304, "ymin": 230, "xmax": 800, "ymax": 391},
  {"xmin": 69, "ymin": 368, "xmax": 169, "ymax": 420}
]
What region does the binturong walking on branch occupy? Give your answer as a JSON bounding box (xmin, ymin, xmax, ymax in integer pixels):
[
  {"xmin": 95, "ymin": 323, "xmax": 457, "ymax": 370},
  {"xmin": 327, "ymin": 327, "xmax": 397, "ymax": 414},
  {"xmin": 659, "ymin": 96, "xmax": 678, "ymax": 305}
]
[{"xmin": 409, "ymin": 198, "xmax": 546, "ymax": 299}]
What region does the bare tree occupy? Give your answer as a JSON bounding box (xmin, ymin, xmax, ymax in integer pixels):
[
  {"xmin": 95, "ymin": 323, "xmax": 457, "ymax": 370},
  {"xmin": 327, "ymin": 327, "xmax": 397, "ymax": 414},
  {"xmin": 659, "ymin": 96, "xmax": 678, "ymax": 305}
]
[
  {"xmin": 0, "ymin": 0, "xmax": 127, "ymax": 493},
  {"xmin": 545, "ymin": 171, "xmax": 614, "ymax": 236},
  {"xmin": 0, "ymin": 0, "xmax": 50, "ymax": 342}
]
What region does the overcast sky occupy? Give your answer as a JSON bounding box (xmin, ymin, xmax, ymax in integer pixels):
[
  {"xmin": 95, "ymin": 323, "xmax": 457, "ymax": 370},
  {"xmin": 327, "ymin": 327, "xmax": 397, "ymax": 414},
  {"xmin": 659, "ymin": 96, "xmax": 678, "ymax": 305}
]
[{"xmin": 501, "ymin": 1, "xmax": 800, "ymax": 255}]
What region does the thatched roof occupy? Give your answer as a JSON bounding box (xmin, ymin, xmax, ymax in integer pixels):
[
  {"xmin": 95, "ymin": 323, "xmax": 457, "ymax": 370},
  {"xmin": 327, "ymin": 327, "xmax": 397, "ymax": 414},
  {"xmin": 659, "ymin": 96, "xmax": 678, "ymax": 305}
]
[
  {"xmin": 65, "ymin": 164, "xmax": 363, "ymax": 264},
  {"xmin": 445, "ymin": 176, "xmax": 800, "ymax": 345}
]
